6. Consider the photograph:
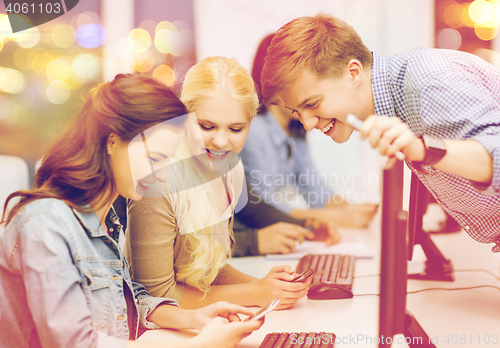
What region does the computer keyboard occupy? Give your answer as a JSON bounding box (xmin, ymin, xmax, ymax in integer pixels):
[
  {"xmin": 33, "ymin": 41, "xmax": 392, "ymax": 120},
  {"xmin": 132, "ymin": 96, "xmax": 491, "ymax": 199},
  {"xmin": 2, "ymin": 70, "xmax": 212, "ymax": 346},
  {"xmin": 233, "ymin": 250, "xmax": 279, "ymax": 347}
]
[
  {"xmin": 259, "ymin": 332, "xmax": 336, "ymax": 348},
  {"xmin": 296, "ymin": 254, "xmax": 355, "ymax": 300}
]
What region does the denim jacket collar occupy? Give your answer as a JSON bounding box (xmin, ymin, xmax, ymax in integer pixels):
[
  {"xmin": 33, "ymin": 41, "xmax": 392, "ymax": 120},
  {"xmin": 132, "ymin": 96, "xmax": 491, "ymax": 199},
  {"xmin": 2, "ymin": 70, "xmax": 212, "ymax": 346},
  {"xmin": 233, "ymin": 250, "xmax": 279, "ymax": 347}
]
[{"xmin": 72, "ymin": 205, "xmax": 122, "ymax": 239}]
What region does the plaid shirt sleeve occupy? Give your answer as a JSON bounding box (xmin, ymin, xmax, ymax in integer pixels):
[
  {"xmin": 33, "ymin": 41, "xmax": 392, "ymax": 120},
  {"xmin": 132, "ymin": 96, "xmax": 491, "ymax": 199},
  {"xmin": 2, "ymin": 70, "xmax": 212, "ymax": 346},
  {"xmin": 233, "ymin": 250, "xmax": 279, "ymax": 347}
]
[
  {"xmin": 373, "ymin": 49, "xmax": 500, "ymax": 252},
  {"xmin": 417, "ymin": 56, "xmax": 500, "ymax": 193}
]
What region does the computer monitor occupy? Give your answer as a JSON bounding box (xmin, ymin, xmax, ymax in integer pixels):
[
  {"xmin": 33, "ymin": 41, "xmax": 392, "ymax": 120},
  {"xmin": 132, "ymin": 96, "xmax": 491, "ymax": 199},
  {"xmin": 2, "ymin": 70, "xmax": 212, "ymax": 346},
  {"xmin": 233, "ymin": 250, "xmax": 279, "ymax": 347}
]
[
  {"xmin": 378, "ymin": 160, "xmax": 436, "ymax": 348},
  {"xmin": 407, "ymin": 171, "xmax": 454, "ymax": 281}
]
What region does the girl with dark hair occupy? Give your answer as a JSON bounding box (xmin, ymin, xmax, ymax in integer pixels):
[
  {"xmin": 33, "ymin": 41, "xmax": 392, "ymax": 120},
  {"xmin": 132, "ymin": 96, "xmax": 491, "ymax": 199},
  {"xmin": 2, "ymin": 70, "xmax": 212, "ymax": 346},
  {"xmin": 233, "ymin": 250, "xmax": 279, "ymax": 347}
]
[{"xmin": 0, "ymin": 73, "xmax": 262, "ymax": 348}]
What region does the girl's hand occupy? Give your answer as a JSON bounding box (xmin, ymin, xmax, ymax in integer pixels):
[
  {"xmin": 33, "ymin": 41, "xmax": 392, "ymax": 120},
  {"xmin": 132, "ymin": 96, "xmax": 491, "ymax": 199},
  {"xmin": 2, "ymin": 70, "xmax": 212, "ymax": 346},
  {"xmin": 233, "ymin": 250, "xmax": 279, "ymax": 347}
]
[
  {"xmin": 191, "ymin": 316, "xmax": 264, "ymax": 348},
  {"xmin": 190, "ymin": 301, "xmax": 257, "ymax": 331},
  {"xmin": 255, "ymin": 265, "xmax": 310, "ymax": 310}
]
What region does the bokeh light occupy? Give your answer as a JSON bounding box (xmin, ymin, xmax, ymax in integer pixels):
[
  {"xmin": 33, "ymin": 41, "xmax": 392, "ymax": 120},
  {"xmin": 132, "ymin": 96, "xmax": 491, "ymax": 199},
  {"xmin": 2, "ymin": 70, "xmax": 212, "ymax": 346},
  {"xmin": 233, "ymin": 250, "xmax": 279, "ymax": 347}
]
[
  {"xmin": 166, "ymin": 29, "xmax": 193, "ymax": 56},
  {"xmin": 134, "ymin": 50, "xmax": 155, "ymax": 72},
  {"xmin": 0, "ymin": 67, "xmax": 26, "ymax": 94},
  {"xmin": 64, "ymin": 70, "xmax": 85, "ymax": 90},
  {"xmin": 490, "ymin": 1, "xmax": 500, "ymax": 25},
  {"xmin": 461, "ymin": 3, "xmax": 476, "ymax": 27},
  {"xmin": 46, "ymin": 59, "xmax": 71, "ymax": 82},
  {"xmin": 128, "ymin": 28, "xmax": 151, "ymax": 53},
  {"xmin": 72, "ymin": 53, "xmax": 100, "ymax": 80},
  {"xmin": 13, "ymin": 47, "xmax": 31, "ymax": 70},
  {"xmin": 52, "ymin": 24, "xmax": 76, "ymax": 48},
  {"xmin": 153, "ymin": 65, "xmax": 175, "ymax": 86},
  {"xmin": 474, "ymin": 23, "xmax": 499, "ymax": 39},
  {"xmin": 155, "ymin": 29, "xmax": 172, "ymax": 54},
  {"xmin": 75, "ymin": 23, "xmax": 107, "ymax": 48},
  {"xmin": 155, "ymin": 28, "xmax": 172, "ymax": 54},
  {"xmin": 154, "ymin": 20, "xmax": 193, "ymax": 57},
  {"xmin": 437, "ymin": 28, "xmax": 463, "ymax": 49},
  {"xmin": 0, "ymin": 14, "xmax": 12, "ymax": 42},
  {"xmin": 469, "ymin": 0, "xmax": 493, "ymax": 24},
  {"xmin": 26, "ymin": 48, "xmax": 42, "ymax": 71},
  {"xmin": 444, "ymin": 2, "xmax": 464, "ymax": 28},
  {"xmin": 151, "ymin": 48, "xmax": 167, "ymax": 66},
  {"xmin": 31, "ymin": 50, "xmax": 61, "ymax": 77},
  {"xmin": 70, "ymin": 11, "xmax": 101, "ymax": 30},
  {"xmin": 139, "ymin": 19, "xmax": 157, "ymax": 37},
  {"xmin": 46, "ymin": 80, "xmax": 71, "ymax": 104},
  {"xmin": 116, "ymin": 37, "xmax": 135, "ymax": 64},
  {"xmin": 156, "ymin": 21, "xmax": 177, "ymax": 34},
  {"xmin": 16, "ymin": 27, "xmax": 40, "ymax": 48}
]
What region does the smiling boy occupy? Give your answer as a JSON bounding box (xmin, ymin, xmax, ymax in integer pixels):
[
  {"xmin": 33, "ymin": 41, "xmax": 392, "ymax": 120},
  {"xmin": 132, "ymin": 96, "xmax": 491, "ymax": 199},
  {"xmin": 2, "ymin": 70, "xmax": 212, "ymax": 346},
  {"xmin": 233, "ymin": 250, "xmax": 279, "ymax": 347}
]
[{"xmin": 261, "ymin": 13, "xmax": 500, "ymax": 252}]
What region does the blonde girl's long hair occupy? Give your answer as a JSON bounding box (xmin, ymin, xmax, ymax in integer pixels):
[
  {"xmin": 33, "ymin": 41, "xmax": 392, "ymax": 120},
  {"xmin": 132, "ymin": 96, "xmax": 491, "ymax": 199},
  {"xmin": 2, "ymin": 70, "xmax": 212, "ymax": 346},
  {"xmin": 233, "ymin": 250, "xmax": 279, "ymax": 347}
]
[{"xmin": 171, "ymin": 57, "xmax": 258, "ymax": 293}]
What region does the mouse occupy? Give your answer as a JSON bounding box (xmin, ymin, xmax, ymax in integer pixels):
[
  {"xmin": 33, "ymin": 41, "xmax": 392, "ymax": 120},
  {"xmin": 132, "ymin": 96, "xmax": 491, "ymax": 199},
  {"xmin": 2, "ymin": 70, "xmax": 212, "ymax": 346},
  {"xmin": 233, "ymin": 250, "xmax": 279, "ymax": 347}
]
[{"xmin": 307, "ymin": 283, "xmax": 354, "ymax": 300}]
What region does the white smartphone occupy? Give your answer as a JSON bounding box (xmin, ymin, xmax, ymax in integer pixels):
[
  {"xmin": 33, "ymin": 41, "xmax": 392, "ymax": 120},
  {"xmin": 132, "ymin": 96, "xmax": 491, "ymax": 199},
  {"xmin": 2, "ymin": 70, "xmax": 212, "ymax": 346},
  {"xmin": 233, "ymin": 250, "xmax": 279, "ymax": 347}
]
[
  {"xmin": 246, "ymin": 298, "xmax": 280, "ymax": 321},
  {"xmin": 346, "ymin": 113, "xmax": 406, "ymax": 161},
  {"xmin": 292, "ymin": 269, "xmax": 314, "ymax": 283}
]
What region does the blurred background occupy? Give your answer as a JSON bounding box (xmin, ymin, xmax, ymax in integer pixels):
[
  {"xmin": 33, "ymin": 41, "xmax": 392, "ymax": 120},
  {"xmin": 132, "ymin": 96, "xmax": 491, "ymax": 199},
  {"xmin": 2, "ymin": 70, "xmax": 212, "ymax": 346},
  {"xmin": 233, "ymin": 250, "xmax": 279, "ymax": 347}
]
[{"xmin": 1, "ymin": 0, "xmax": 499, "ymax": 200}]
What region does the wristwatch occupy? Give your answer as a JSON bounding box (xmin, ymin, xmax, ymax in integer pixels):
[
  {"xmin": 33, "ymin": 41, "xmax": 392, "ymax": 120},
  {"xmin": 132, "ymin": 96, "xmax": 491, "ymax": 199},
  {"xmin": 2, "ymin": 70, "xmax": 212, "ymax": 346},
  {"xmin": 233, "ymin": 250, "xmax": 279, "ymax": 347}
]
[{"xmin": 420, "ymin": 134, "xmax": 447, "ymax": 165}]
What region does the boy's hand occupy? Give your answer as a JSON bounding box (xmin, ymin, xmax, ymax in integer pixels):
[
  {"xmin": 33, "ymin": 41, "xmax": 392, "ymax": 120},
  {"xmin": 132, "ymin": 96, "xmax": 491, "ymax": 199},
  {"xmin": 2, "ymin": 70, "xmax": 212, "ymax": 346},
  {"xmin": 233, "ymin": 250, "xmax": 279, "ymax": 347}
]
[{"xmin": 360, "ymin": 115, "xmax": 425, "ymax": 166}]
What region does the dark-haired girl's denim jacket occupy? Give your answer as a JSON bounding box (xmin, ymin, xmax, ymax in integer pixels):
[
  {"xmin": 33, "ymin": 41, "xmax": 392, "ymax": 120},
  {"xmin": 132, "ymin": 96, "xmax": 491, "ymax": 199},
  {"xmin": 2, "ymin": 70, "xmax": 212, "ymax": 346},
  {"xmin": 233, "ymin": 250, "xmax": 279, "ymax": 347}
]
[{"xmin": 0, "ymin": 198, "xmax": 178, "ymax": 348}]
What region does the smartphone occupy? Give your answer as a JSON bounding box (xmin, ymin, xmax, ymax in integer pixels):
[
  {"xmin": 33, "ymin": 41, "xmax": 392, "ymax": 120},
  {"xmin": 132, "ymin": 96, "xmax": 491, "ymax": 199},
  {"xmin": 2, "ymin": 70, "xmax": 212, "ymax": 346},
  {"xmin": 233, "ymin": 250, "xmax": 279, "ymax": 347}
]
[
  {"xmin": 246, "ymin": 298, "xmax": 280, "ymax": 321},
  {"xmin": 292, "ymin": 269, "xmax": 314, "ymax": 283}
]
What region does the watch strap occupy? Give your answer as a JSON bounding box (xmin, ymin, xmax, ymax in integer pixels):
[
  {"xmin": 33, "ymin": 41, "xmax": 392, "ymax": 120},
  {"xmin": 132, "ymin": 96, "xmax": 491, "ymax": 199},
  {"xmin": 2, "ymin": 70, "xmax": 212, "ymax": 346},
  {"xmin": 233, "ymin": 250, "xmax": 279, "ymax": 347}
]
[{"xmin": 421, "ymin": 134, "xmax": 447, "ymax": 166}]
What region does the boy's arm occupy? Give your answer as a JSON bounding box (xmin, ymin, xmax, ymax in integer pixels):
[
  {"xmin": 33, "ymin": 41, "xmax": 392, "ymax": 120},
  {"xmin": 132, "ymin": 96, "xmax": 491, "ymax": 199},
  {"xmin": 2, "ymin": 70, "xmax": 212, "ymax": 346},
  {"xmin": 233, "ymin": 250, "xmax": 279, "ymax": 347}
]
[{"xmin": 360, "ymin": 115, "xmax": 494, "ymax": 185}]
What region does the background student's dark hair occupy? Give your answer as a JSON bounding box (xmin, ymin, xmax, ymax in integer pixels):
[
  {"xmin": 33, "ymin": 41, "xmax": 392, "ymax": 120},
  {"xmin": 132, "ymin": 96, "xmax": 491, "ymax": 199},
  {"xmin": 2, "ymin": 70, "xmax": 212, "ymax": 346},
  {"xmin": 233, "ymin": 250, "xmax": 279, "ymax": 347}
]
[
  {"xmin": 251, "ymin": 33, "xmax": 306, "ymax": 139},
  {"xmin": 1, "ymin": 73, "xmax": 188, "ymax": 226}
]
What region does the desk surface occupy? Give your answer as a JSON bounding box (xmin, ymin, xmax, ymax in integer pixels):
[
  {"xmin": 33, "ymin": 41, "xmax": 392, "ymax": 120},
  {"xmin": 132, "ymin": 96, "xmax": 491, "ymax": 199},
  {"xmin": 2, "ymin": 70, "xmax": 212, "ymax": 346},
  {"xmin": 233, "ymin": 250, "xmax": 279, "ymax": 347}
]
[{"xmin": 139, "ymin": 222, "xmax": 500, "ymax": 347}]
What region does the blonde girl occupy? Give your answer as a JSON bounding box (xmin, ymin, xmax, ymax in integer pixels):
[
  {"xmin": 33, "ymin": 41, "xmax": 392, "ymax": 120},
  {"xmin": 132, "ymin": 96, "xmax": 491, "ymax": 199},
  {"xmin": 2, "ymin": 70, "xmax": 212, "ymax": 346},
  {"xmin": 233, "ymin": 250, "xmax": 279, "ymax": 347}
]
[{"xmin": 126, "ymin": 57, "xmax": 310, "ymax": 310}]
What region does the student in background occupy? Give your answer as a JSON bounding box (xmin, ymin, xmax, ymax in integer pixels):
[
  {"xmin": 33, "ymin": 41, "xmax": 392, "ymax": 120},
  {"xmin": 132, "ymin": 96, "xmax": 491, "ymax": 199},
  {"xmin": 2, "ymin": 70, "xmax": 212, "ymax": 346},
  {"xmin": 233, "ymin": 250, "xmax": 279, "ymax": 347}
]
[
  {"xmin": 261, "ymin": 14, "xmax": 500, "ymax": 252},
  {"xmin": 233, "ymin": 180, "xmax": 341, "ymax": 256},
  {"xmin": 240, "ymin": 34, "xmax": 378, "ymax": 228},
  {"xmin": 0, "ymin": 74, "xmax": 262, "ymax": 348},
  {"xmin": 125, "ymin": 57, "xmax": 310, "ymax": 311}
]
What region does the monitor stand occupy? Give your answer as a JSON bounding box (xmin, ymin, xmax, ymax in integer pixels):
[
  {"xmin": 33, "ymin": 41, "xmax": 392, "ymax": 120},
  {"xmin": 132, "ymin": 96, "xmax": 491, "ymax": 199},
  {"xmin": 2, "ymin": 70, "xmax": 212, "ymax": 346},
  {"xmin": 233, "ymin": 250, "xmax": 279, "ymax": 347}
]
[
  {"xmin": 405, "ymin": 311, "xmax": 437, "ymax": 348},
  {"xmin": 408, "ymin": 231, "xmax": 454, "ymax": 281}
]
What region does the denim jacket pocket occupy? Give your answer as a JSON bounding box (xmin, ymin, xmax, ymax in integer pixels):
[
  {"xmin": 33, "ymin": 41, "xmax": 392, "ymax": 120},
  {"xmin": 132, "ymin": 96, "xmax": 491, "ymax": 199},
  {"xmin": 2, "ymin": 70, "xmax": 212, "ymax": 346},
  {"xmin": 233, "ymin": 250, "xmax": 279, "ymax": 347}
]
[{"xmin": 80, "ymin": 262, "xmax": 112, "ymax": 331}]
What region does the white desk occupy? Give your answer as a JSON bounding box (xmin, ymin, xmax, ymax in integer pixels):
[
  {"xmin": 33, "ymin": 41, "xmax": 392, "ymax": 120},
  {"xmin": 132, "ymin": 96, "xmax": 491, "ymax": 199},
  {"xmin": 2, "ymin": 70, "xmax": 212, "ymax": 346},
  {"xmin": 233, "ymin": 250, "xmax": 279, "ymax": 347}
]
[{"xmin": 139, "ymin": 224, "xmax": 500, "ymax": 347}]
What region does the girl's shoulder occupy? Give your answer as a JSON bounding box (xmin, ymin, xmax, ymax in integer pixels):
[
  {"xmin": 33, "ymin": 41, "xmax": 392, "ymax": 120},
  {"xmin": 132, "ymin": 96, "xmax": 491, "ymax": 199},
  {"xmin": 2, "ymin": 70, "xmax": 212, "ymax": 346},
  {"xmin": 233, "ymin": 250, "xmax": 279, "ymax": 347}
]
[
  {"xmin": 13, "ymin": 198, "xmax": 74, "ymax": 224},
  {"xmin": 3, "ymin": 198, "xmax": 85, "ymax": 251}
]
